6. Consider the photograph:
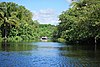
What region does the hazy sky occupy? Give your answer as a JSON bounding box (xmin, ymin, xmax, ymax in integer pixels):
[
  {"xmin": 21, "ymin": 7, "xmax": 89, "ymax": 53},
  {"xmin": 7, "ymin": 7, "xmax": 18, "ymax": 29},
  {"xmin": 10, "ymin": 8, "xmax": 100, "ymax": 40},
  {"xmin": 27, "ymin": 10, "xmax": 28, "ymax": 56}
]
[{"xmin": 0, "ymin": 0, "xmax": 72, "ymax": 25}]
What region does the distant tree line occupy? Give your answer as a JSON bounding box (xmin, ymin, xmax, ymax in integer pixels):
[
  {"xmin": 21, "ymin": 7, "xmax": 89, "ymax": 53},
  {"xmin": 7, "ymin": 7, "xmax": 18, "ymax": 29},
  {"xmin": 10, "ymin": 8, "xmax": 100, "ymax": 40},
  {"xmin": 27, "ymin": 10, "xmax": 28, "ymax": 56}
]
[{"xmin": 38, "ymin": 24, "xmax": 55, "ymax": 38}]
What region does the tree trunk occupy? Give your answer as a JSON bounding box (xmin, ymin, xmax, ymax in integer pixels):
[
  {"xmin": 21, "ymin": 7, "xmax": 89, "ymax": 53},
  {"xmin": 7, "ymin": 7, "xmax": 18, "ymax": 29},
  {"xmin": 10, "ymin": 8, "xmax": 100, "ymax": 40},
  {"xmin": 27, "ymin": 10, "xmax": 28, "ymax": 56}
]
[
  {"xmin": 95, "ymin": 37, "xmax": 97, "ymax": 52},
  {"xmin": 4, "ymin": 27, "xmax": 7, "ymax": 39},
  {"xmin": 95, "ymin": 37, "xmax": 97, "ymax": 44}
]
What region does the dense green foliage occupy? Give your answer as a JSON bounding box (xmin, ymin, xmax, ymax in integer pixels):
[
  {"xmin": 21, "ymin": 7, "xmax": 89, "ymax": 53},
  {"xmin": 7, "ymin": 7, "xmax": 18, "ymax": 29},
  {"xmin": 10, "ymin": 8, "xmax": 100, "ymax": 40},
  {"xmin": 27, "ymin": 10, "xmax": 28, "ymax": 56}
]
[
  {"xmin": 0, "ymin": 2, "xmax": 35, "ymax": 42},
  {"xmin": 0, "ymin": 2, "xmax": 55, "ymax": 42},
  {"xmin": 38, "ymin": 24, "xmax": 55, "ymax": 38},
  {"xmin": 53, "ymin": 0, "xmax": 100, "ymax": 44}
]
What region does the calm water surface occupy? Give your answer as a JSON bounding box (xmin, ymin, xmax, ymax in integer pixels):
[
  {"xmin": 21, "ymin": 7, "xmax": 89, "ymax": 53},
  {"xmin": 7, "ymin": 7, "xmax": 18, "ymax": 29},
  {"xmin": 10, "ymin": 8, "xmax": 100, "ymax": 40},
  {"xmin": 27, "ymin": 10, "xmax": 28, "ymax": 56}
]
[{"xmin": 0, "ymin": 42, "xmax": 100, "ymax": 67}]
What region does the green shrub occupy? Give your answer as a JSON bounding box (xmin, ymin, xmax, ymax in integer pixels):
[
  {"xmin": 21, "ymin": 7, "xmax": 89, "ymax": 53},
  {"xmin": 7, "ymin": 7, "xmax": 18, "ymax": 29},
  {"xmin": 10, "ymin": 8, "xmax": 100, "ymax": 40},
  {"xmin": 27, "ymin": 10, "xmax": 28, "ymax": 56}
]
[
  {"xmin": 21, "ymin": 35, "xmax": 29, "ymax": 40},
  {"xmin": 57, "ymin": 38, "xmax": 66, "ymax": 43},
  {"xmin": 7, "ymin": 36, "xmax": 22, "ymax": 42}
]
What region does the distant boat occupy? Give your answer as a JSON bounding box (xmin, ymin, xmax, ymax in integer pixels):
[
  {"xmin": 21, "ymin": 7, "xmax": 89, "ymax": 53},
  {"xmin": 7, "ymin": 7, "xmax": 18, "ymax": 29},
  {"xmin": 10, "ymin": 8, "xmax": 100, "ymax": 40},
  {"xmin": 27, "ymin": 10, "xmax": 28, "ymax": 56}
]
[{"xmin": 40, "ymin": 36, "xmax": 48, "ymax": 41}]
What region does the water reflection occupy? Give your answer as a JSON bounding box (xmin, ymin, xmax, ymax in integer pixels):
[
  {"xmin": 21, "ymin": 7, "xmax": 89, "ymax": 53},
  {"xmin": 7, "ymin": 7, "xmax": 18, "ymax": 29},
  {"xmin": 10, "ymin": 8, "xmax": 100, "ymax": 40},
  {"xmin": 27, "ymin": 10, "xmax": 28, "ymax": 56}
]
[
  {"xmin": 59, "ymin": 44, "xmax": 100, "ymax": 59},
  {"xmin": 0, "ymin": 41, "xmax": 37, "ymax": 51},
  {"xmin": 0, "ymin": 42, "xmax": 100, "ymax": 67}
]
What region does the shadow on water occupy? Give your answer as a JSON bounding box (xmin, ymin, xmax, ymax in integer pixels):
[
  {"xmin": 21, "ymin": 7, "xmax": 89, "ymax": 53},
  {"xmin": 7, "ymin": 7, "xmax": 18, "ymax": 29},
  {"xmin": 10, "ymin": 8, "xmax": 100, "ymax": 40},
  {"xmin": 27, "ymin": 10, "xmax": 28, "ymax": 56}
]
[
  {"xmin": 59, "ymin": 44, "xmax": 100, "ymax": 58},
  {"xmin": 0, "ymin": 40, "xmax": 38, "ymax": 51}
]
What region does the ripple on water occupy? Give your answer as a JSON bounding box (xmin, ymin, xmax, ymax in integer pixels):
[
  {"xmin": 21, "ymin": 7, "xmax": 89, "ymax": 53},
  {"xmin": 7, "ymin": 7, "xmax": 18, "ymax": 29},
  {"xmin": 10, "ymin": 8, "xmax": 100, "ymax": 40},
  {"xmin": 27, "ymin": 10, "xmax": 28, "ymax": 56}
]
[{"xmin": 0, "ymin": 42, "xmax": 100, "ymax": 67}]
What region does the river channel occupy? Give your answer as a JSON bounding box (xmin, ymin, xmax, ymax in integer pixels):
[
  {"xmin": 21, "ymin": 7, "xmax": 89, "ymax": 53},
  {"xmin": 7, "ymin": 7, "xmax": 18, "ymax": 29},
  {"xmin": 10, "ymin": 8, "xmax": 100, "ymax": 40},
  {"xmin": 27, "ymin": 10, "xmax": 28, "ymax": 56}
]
[{"xmin": 0, "ymin": 42, "xmax": 100, "ymax": 67}]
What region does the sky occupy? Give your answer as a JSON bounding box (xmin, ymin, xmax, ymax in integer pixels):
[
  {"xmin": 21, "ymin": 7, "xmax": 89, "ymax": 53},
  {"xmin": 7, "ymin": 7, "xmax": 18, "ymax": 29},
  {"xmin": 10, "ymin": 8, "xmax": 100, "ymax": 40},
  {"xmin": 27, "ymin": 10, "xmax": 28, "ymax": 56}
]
[{"xmin": 0, "ymin": 0, "xmax": 73, "ymax": 25}]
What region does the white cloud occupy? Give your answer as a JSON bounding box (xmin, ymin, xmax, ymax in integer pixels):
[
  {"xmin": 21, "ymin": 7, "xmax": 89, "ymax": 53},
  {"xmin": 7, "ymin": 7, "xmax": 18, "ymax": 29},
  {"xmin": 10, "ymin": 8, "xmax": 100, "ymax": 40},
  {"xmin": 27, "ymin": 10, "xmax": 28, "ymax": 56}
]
[
  {"xmin": 65, "ymin": 0, "xmax": 72, "ymax": 3},
  {"xmin": 32, "ymin": 9, "xmax": 59, "ymax": 25},
  {"xmin": 39, "ymin": 9, "xmax": 55, "ymax": 15},
  {"xmin": 65, "ymin": 0, "xmax": 76, "ymax": 3}
]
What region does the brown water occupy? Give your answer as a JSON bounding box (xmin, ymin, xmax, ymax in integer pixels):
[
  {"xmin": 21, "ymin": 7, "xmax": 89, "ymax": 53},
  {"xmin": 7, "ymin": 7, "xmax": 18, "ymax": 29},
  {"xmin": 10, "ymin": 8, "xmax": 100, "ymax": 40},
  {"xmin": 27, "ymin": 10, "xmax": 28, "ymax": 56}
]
[{"xmin": 0, "ymin": 42, "xmax": 100, "ymax": 67}]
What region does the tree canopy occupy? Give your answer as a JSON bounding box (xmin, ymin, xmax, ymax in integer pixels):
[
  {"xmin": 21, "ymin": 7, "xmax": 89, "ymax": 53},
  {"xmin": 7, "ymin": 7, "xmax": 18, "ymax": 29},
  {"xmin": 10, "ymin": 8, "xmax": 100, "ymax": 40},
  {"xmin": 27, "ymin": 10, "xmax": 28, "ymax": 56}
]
[
  {"xmin": 0, "ymin": 2, "xmax": 55, "ymax": 42},
  {"xmin": 53, "ymin": 0, "xmax": 100, "ymax": 44}
]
